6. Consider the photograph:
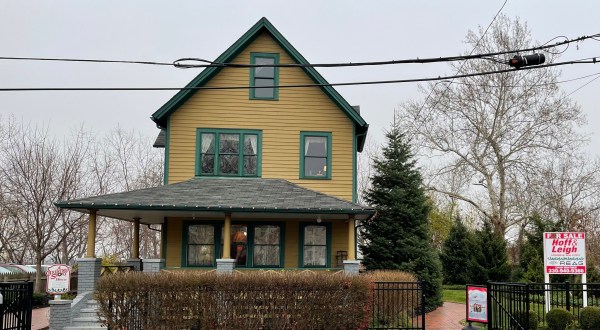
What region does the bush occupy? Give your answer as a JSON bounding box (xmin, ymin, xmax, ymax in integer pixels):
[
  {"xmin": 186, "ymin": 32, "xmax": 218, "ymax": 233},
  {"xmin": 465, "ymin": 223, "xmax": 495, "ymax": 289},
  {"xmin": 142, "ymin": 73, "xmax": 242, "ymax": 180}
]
[
  {"xmin": 580, "ymin": 306, "xmax": 600, "ymax": 330},
  {"xmin": 512, "ymin": 310, "xmax": 538, "ymax": 330},
  {"xmin": 32, "ymin": 293, "xmax": 50, "ymax": 307},
  {"xmin": 546, "ymin": 308, "xmax": 575, "ymax": 330},
  {"xmin": 96, "ymin": 271, "xmax": 372, "ymax": 330}
]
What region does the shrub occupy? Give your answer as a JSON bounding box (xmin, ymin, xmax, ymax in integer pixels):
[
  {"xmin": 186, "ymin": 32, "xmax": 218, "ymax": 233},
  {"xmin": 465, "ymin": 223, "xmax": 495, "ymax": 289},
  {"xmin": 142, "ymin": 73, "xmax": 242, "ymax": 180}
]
[
  {"xmin": 96, "ymin": 270, "xmax": 372, "ymax": 330},
  {"xmin": 512, "ymin": 310, "xmax": 538, "ymax": 330},
  {"xmin": 580, "ymin": 306, "xmax": 600, "ymax": 330},
  {"xmin": 32, "ymin": 293, "xmax": 50, "ymax": 307},
  {"xmin": 546, "ymin": 308, "xmax": 575, "ymax": 330}
]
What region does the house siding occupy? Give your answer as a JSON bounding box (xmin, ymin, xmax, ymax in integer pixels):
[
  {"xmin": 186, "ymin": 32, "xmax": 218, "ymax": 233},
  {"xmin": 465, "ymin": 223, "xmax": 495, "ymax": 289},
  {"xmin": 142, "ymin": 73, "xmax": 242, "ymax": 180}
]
[{"xmin": 167, "ymin": 32, "xmax": 355, "ymax": 201}]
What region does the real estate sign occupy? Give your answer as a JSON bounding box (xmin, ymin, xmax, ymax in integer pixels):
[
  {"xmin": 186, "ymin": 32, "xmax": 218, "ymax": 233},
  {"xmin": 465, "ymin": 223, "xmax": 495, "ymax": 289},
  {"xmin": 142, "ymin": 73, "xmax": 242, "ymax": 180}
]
[
  {"xmin": 46, "ymin": 264, "xmax": 71, "ymax": 295},
  {"xmin": 543, "ymin": 232, "xmax": 586, "ymax": 275}
]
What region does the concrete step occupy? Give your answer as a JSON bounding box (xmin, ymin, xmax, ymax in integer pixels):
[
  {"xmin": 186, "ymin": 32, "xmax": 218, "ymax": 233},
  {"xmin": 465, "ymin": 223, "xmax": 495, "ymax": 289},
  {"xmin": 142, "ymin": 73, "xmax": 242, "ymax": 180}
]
[
  {"xmin": 64, "ymin": 327, "xmax": 106, "ymax": 330},
  {"xmin": 72, "ymin": 316, "xmax": 104, "ymax": 325},
  {"xmin": 79, "ymin": 307, "xmax": 99, "ymax": 318}
]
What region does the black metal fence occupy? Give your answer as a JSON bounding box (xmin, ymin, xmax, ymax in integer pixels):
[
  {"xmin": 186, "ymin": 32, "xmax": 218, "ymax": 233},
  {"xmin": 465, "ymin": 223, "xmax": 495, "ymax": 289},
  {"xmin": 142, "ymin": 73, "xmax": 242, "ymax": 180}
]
[
  {"xmin": 370, "ymin": 281, "xmax": 425, "ymax": 330},
  {"xmin": 488, "ymin": 281, "xmax": 600, "ymax": 329},
  {"xmin": 0, "ymin": 281, "xmax": 33, "ymax": 330}
]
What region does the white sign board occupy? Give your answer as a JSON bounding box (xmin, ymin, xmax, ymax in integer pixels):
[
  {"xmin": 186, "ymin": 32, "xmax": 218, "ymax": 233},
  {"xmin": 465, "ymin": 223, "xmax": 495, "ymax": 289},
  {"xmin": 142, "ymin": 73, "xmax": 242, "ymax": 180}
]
[
  {"xmin": 543, "ymin": 232, "xmax": 586, "ymax": 274},
  {"xmin": 46, "ymin": 264, "xmax": 72, "ymax": 295}
]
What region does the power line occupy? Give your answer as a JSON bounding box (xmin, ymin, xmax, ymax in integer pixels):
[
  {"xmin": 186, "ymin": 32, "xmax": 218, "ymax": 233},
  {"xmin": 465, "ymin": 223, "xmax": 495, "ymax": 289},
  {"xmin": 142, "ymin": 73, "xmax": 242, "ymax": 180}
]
[
  {"xmin": 0, "ymin": 33, "xmax": 598, "ymax": 70},
  {"xmin": 446, "ymin": 72, "xmax": 600, "ymax": 88},
  {"xmin": 0, "ymin": 57, "xmax": 596, "ymax": 92},
  {"xmin": 566, "ymin": 74, "xmax": 600, "ymax": 97}
]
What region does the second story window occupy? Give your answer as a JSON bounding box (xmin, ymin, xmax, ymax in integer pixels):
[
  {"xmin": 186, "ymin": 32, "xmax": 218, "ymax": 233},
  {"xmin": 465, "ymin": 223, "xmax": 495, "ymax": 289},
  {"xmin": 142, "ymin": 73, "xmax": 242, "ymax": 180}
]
[
  {"xmin": 300, "ymin": 132, "xmax": 332, "ymax": 179},
  {"xmin": 197, "ymin": 129, "xmax": 261, "ymax": 177},
  {"xmin": 250, "ymin": 53, "xmax": 279, "ymax": 100}
]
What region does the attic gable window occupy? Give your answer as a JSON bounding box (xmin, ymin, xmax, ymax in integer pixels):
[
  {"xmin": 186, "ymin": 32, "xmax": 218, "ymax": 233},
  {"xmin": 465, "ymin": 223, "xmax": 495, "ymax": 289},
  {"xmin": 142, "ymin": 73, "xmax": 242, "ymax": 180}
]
[
  {"xmin": 196, "ymin": 129, "xmax": 262, "ymax": 177},
  {"xmin": 250, "ymin": 53, "xmax": 279, "ymax": 100}
]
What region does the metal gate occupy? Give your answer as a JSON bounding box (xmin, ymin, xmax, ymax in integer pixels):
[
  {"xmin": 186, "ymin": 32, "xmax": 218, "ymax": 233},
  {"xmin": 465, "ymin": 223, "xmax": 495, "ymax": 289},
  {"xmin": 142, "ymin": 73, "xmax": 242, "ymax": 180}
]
[
  {"xmin": 488, "ymin": 282, "xmax": 530, "ymax": 330},
  {"xmin": 0, "ymin": 282, "xmax": 33, "ymax": 330}
]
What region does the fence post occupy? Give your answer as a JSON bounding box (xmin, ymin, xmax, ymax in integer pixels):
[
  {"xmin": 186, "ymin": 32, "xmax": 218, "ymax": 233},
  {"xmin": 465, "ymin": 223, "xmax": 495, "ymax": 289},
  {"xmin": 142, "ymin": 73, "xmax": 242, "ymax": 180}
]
[
  {"xmin": 565, "ymin": 281, "xmax": 571, "ymax": 311},
  {"xmin": 421, "ymin": 281, "xmax": 426, "ymax": 329},
  {"xmin": 487, "ymin": 281, "xmax": 492, "ymax": 328},
  {"xmin": 525, "ymin": 283, "xmax": 530, "ymax": 330}
]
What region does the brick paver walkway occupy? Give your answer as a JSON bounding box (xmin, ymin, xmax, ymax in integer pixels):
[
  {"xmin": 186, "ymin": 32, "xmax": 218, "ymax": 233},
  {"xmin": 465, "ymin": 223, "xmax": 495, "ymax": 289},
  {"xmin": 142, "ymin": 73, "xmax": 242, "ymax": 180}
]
[
  {"xmin": 32, "ymin": 307, "xmax": 49, "ymax": 330},
  {"xmin": 426, "ymin": 302, "xmax": 466, "ymax": 330}
]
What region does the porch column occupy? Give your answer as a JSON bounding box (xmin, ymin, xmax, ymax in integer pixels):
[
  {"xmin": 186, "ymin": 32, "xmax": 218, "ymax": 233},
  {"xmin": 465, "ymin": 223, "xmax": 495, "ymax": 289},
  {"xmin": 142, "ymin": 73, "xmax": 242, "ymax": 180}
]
[
  {"xmin": 217, "ymin": 212, "xmax": 235, "ymax": 274},
  {"xmin": 222, "ymin": 213, "xmax": 232, "ymax": 258},
  {"xmin": 344, "ymin": 214, "xmax": 360, "ymax": 275},
  {"xmin": 132, "ymin": 218, "xmax": 140, "ymax": 259},
  {"xmin": 86, "ymin": 209, "xmax": 97, "ymax": 257}
]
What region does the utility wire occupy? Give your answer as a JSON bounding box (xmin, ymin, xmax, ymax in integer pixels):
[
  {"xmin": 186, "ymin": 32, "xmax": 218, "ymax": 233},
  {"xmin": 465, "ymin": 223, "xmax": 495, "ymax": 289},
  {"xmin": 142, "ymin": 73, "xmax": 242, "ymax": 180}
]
[
  {"xmin": 0, "ymin": 33, "xmax": 598, "ymax": 69},
  {"xmin": 0, "ymin": 57, "xmax": 596, "ymax": 92},
  {"xmin": 566, "ymin": 74, "xmax": 600, "ymax": 97}
]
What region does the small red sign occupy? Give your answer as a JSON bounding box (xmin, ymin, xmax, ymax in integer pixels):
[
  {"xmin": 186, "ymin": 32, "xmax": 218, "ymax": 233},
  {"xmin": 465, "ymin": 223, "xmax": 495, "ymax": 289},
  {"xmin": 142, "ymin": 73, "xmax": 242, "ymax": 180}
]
[
  {"xmin": 46, "ymin": 264, "xmax": 72, "ymax": 295},
  {"xmin": 466, "ymin": 285, "xmax": 488, "ymax": 323}
]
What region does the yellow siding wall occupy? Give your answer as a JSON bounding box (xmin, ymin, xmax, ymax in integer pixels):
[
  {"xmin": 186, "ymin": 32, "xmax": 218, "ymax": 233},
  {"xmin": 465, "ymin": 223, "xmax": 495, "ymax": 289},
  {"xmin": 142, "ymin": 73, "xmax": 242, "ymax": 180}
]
[
  {"xmin": 167, "ymin": 32, "xmax": 355, "ymax": 201},
  {"xmin": 165, "ymin": 218, "xmax": 349, "ymax": 269}
]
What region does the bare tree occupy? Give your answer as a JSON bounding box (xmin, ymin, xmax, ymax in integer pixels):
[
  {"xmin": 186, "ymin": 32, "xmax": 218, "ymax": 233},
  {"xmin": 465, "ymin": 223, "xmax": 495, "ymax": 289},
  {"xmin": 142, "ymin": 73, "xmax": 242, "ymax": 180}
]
[
  {"xmin": 397, "ymin": 15, "xmax": 588, "ymax": 235},
  {"xmin": 0, "ymin": 116, "xmax": 89, "ymax": 292}
]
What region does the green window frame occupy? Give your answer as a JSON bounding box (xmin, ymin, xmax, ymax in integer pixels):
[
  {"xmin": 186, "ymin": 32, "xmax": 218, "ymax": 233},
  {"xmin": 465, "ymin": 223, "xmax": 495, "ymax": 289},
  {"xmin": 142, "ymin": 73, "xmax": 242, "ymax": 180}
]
[
  {"xmin": 299, "ymin": 132, "xmax": 332, "ymax": 179},
  {"xmin": 183, "ymin": 222, "xmax": 222, "ymax": 267},
  {"xmin": 250, "ymin": 53, "xmax": 279, "ymax": 100},
  {"xmin": 299, "ymin": 223, "xmax": 331, "ymax": 268},
  {"xmin": 196, "ymin": 129, "xmax": 262, "ymax": 177}
]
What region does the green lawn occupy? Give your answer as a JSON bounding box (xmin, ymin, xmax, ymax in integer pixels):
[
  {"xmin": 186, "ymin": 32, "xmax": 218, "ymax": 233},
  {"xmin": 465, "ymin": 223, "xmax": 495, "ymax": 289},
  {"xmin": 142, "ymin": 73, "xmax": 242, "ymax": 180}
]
[{"xmin": 443, "ymin": 289, "xmax": 466, "ymax": 304}]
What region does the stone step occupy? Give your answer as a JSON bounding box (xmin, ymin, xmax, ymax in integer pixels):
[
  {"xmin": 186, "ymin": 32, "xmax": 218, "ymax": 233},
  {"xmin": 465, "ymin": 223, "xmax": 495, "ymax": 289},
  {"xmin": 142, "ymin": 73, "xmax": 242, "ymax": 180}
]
[
  {"xmin": 64, "ymin": 326, "xmax": 106, "ymax": 330},
  {"xmin": 78, "ymin": 308, "xmax": 100, "ymax": 318},
  {"xmin": 71, "ymin": 316, "xmax": 104, "ymax": 326}
]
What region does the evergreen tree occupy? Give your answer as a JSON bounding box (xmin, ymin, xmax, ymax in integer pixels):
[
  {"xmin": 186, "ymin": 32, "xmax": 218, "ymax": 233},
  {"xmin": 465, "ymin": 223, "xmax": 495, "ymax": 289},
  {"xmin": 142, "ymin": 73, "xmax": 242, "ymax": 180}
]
[
  {"xmin": 440, "ymin": 218, "xmax": 483, "ymax": 284},
  {"xmin": 473, "ymin": 222, "xmax": 511, "ymax": 282},
  {"xmin": 360, "ymin": 124, "xmax": 443, "ymax": 311}
]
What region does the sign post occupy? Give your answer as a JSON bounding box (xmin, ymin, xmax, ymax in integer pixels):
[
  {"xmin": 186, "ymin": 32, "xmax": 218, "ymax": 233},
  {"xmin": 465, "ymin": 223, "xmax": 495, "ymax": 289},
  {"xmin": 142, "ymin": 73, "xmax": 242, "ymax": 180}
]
[
  {"xmin": 46, "ymin": 264, "xmax": 72, "ymax": 300},
  {"xmin": 543, "ymin": 232, "xmax": 586, "ymax": 313}
]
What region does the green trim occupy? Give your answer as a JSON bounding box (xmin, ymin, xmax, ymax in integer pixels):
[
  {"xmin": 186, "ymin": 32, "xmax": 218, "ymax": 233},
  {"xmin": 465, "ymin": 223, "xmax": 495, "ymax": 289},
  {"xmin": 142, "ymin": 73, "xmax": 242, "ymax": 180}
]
[
  {"xmin": 160, "ymin": 219, "xmax": 168, "ymax": 259},
  {"xmin": 150, "ymin": 17, "xmax": 368, "ymax": 139},
  {"xmin": 352, "ymin": 124, "xmax": 357, "ymax": 203},
  {"xmin": 195, "ymin": 128, "xmax": 262, "ymax": 177},
  {"xmin": 249, "ymin": 52, "xmax": 279, "ymax": 100},
  {"xmin": 182, "ymin": 221, "xmax": 222, "ymax": 268},
  {"xmin": 163, "ymin": 120, "xmax": 170, "ymax": 185},
  {"xmin": 244, "ymin": 222, "xmax": 285, "ymax": 268},
  {"xmin": 298, "ymin": 222, "xmax": 332, "ymax": 268},
  {"xmin": 299, "ymin": 132, "xmax": 332, "ymax": 180}
]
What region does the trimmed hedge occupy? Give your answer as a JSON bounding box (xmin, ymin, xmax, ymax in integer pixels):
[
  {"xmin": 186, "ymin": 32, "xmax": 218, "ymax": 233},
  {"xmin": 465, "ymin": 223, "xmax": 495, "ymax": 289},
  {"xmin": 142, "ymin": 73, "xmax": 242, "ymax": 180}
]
[
  {"xmin": 546, "ymin": 308, "xmax": 575, "ymax": 330},
  {"xmin": 96, "ymin": 271, "xmax": 372, "ymax": 329},
  {"xmin": 580, "ymin": 306, "xmax": 600, "ymax": 330}
]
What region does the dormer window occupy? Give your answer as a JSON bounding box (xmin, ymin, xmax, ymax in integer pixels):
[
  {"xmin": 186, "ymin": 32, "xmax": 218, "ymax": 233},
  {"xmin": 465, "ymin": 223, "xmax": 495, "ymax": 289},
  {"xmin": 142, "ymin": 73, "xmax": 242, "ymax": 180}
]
[
  {"xmin": 250, "ymin": 53, "xmax": 279, "ymax": 100},
  {"xmin": 300, "ymin": 132, "xmax": 332, "ymax": 179},
  {"xmin": 196, "ymin": 129, "xmax": 262, "ymax": 177}
]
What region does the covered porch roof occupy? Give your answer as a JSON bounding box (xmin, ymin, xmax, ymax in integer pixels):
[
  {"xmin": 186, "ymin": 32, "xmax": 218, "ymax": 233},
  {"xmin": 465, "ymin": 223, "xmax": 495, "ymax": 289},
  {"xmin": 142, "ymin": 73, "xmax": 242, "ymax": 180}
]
[{"xmin": 55, "ymin": 178, "xmax": 375, "ymax": 224}]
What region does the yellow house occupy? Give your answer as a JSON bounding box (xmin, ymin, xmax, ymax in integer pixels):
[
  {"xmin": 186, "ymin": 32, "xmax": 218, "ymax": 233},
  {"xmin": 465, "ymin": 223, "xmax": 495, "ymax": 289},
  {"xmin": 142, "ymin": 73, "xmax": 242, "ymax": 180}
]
[{"xmin": 56, "ymin": 17, "xmax": 373, "ymax": 273}]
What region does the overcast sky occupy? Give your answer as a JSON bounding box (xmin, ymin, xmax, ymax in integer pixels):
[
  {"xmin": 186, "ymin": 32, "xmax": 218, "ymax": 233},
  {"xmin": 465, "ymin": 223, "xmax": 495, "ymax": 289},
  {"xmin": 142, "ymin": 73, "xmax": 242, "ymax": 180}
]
[{"xmin": 1, "ymin": 0, "xmax": 598, "ymax": 156}]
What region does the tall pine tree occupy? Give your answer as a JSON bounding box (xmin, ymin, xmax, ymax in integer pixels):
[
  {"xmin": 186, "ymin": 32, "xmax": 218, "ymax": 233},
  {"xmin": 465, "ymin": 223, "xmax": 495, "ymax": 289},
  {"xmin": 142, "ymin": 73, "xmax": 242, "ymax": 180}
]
[
  {"xmin": 360, "ymin": 124, "xmax": 443, "ymax": 311},
  {"xmin": 441, "ymin": 218, "xmax": 484, "ymax": 284}
]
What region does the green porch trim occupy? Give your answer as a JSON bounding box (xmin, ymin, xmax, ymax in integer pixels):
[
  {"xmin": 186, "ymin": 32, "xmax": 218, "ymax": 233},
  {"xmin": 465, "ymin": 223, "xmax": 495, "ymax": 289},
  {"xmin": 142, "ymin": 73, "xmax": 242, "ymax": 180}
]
[
  {"xmin": 182, "ymin": 221, "xmax": 223, "ymax": 268},
  {"xmin": 163, "ymin": 118, "xmax": 170, "ymax": 185},
  {"xmin": 195, "ymin": 128, "xmax": 263, "ymax": 177},
  {"xmin": 240, "ymin": 221, "xmax": 285, "ymax": 268},
  {"xmin": 249, "ymin": 52, "xmax": 279, "ymax": 100},
  {"xmin": 299, "ymin": 131, "xmax": 332, "ymax": 180},
  {"xmin": 298, "ymin": 222, "xmax": 332, "ymax": 268},
  {"xmin": 352, "ymin": 124, "xmax": 357, "ymax": 203},
  {"xmin": 161, "ymin": 219, "xmax": 168, "ymax": 259},
  {"xmin": 150, "ymin": 17, "xmax": 369, "ymax": 150}
]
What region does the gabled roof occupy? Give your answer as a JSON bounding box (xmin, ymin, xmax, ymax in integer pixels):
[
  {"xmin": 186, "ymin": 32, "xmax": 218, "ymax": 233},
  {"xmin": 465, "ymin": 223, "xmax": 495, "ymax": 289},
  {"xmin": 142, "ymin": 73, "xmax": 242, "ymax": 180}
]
[
  {"xmin": 150, "ymin": 17, "xmax": 369, "ymax": 150},
  {"xmin": 55, "ymin": 178, "xmax": 374, "ymax": 223}
]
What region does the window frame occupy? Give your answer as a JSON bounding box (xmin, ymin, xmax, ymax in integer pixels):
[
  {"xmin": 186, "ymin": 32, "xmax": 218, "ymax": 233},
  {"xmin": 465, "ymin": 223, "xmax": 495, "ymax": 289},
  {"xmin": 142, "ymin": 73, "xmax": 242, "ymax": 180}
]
[
  {"xmin": 182, "ymin": 222, "xmax": 222, "ymax": 268},
  {"xmin": 299, "ymin": 131, "xmax": 332, "ymax": 180},
  {"xmin": 249, "ymin": 52, "xmax": 279, "ymax": 100},
  {"xmin": 247, "ymin": 222, "xmax": 285, "ymax": 268},
  {"xmin": 195, "ymin": 128, "xmax": 262, "ymax": 177},
  {"xmin": 298, "ymin": 222, "xmax": 332, "ymax": 268}
]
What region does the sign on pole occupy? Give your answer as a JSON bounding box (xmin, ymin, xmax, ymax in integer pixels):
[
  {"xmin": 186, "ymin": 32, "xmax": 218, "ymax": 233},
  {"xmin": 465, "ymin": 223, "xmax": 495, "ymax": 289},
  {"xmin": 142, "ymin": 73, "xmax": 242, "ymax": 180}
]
[
  {"xmin": 466, "ymin": 285, "xmax": 488, "ymax": 324},
  {"xmin": 543, "ymin": 232, "xmax": 587, "ymax": 312},
  {"xmin": 543, "ymin": 232, "xmax": 586, "ymax": 274},
  {"xmin": 46, "ymin": 264, "xmax": 72, "ymax": 296}
]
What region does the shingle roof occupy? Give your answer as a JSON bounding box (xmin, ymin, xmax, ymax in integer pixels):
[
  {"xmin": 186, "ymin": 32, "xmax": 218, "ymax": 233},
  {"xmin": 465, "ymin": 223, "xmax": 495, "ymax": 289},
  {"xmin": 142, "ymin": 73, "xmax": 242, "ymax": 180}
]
[
  {"xmin": 153, "ymin": 129, "xmax": 166, "ymax": 148},
  {"xmin": 55, "ymin": 178, "xmax": 373, "ymax": 215}
]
